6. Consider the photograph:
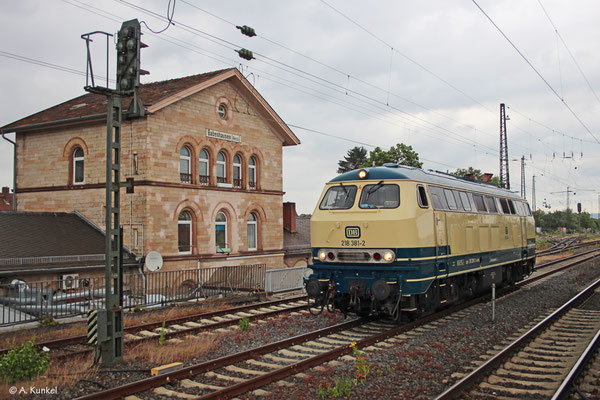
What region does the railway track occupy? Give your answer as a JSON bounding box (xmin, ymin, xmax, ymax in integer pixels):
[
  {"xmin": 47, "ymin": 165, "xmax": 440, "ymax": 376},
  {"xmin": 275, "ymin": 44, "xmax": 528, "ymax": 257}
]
[
  {"xmin": 435, "ymin": 277, "xmax": 600, "ymax": 399},
  {"xmin": 72, "ymin": 250, "xmax": 600, "ymax": 399},
  {"xmin": 0, "ymin": 295, "xmax": 307, "ymax": 360}
]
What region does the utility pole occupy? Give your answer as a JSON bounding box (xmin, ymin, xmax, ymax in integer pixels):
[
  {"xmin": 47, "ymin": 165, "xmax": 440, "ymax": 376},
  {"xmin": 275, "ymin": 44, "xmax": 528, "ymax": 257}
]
[
  {"xmin": 81, "ymin": 19, "xmax": 146, "ymax": 366},
  {"xmin": 520, "ymin": 155, "xmax": 526, "ymax": 199},
  {"xmin": 532, "ymin": 175, "xmax": 536, "ymax": 211},
  {"xmin": 499, "ymin": 104, "xmax": 510, "ymax": 189}
]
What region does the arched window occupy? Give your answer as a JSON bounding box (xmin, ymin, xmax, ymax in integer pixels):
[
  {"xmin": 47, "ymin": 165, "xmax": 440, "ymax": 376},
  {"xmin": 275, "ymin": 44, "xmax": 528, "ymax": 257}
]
[
  {"xmin": 199, "ymin": 149, "xmax": 210, "ymax": 186},
  {"xmin": 248, "ymin": 156, "xmax": 257, "ymax": 190},
  {"xmin": 178, "ymin": 211, "xmax": 193, "ymax": 253},
  {"xmin": 216, "ymin": 151, "xmax": 227, "ymax": 183},
  {"xmin": 215, "ymin": 211, "xmax": 228, "ymax": 251},
  {"xmin": 180, "ymin": 146, "xmax": 191, "ymax": 183},
  {"xmin": 247, "ymin": 212, "xmax": 257, "ymax": 251},
  {"xmin": 73, "ymin": 147, "xmax": 84, "ymax": 184},
  {"xmin": 233, "ymin": 154, "xmax": 242, "ymax": 188}
]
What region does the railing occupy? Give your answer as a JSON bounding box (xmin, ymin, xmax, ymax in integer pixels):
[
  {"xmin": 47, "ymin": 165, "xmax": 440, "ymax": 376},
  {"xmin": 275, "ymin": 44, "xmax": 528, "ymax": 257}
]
[
  {"xmin": 198, "ymin": 175, "xmax": 209, "ymax": 186},
  {"xmin": 248, "ymin": 181, "xmax": 256, "ymax": 190},
  {"xmin": 233, "ymin": 178, "xmax": 242, "ymax": 188},
  {"xmin": 217, "ymin": 176, "xmax": 227, "ymax": 184},
  {"xmin": 180, "ymin": 173, "xmax": 192, "ymax": 183},
  {"xmin": 0, "ymin": 264, "xmax": 266, "ymax": 326},
  {"xmin": 265, "ymin": 266, "xmax": 311, "ymax": 293},
  {"xmin": 0, "ymin": 254, "xmax": 105, "ymax": 266}
]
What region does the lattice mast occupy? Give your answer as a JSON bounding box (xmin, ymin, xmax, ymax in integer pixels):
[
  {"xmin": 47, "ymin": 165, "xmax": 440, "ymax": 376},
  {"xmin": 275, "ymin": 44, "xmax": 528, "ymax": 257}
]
[{"xmin": 499, "ymin": 103, "xmax": 510, "ymax": 189}]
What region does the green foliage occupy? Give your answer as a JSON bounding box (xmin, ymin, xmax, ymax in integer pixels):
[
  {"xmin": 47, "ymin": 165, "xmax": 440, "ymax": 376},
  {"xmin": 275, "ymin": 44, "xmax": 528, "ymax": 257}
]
[
  {"xmin": 159, "ymin": 321, "xmax": 166, "ymax": 346},
  {"xmin": 238, "ymin": 317, "xmax": 250, "ymax": 332},
  {"xmin": 0, "ymin": 339, "xmax": 49, "ymax": 383},
  {"xmin": 352, "ymin": 345, "xmax": 370, "ymax": 383},
  {"xmin": 37, "ymin": 316, "xmax": 58, "ymax": 328},
  {"xmin": 338, "ymin": 146, "xmax": 368, "ymax": 173},
  {"xmin": 450, "ymin": 167, "xmax": 500, "ymax": 186},
  {"xmin": 360, "ymin": 143, "xmax": 422, "ymax": 169},
  {"xmin": 337, "ymin": 144, "xmax": 422, "ymax": 174},
  {"xmin": 534, "ymin": 209, "xmax": 600, "ymax": 233},
  {"xmin": 316, "ymin": 375, "xmax": 353, "ymax": 399}
]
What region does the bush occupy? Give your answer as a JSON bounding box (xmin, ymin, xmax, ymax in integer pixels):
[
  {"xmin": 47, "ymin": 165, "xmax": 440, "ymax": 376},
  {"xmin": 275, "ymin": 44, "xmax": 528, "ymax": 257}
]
[
  {"xmin": 238, "ymin": 317, "xmax": 250, "ymax": 332},
  {"xmin": 0, "ymin": 339, "xmax": 49, "ymax": 383}
]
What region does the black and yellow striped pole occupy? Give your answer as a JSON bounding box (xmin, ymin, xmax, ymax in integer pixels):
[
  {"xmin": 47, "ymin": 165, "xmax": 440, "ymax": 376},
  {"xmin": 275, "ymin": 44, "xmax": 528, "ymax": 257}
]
[{"xmin": 87, "ymin": 309, "xmax": 100, "ymax": 362}]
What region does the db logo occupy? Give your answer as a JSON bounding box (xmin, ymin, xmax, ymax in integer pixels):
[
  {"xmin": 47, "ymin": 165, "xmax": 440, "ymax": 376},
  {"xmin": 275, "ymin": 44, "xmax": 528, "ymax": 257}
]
[{"xmin": 345, "ymin": 226, "xmax": 361, "ymax": 238}]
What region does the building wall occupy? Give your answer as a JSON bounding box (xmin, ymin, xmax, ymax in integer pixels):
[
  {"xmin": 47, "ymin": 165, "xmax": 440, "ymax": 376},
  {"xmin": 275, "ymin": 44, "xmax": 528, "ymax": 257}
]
[{"xmin": 15, "ymin": 78, "xmax": 286, "ymax": 270}]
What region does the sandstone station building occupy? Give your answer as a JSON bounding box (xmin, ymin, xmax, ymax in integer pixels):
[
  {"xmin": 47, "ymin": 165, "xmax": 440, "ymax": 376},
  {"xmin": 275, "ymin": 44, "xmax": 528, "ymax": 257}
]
[{"xmin": 0, "ymin": 68, "xmax": 302, "ymax": 275}]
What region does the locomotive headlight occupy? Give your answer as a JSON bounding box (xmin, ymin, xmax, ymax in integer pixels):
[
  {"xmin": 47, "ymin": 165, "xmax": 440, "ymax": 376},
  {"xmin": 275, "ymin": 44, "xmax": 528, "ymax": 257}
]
[
  {"xmin": 358, "ymin": 169, "xmax": 367, "ymax": 179},
  {"xmin": 318, "ymin": 250, "xmax": 327, "ymax": 261},
  {"xmin": 383, "ymin": 251, "xmax": 395, "ymax": 262}
]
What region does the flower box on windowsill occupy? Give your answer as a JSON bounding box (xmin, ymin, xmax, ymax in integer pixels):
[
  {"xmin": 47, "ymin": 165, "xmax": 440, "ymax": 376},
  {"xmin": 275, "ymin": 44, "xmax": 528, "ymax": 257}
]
[
  {"xmin": 217, "ymin": 182, "xmax": 233, "ymax": 188},
  {"xmin": 216, "ymin": 247, "xmax": 231, "ymax": 254}
]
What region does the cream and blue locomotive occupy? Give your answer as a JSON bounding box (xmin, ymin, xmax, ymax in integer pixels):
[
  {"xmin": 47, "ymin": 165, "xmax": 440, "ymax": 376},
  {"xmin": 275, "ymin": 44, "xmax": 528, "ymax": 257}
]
[{"xmin": 305, "ymin": 164, "xmax": 536, "ymax": 320}]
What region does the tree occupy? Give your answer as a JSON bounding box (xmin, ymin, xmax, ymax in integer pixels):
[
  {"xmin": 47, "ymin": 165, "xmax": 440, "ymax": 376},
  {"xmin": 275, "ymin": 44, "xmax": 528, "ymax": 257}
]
[
  {"xmin": 360, "ymin": 143, "xmax": 422, "ymax": 169},
  {"xmin": 337, "ymin": 146, "xmax": 368, "ymax": 173},
  {"xmin": 451, "ymin": 167, "xmax": 500, "ymax": 186}
]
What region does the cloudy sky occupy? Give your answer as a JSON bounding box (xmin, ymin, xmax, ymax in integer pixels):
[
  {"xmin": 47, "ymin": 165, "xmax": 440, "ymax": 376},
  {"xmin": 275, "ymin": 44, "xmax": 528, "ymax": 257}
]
[{"xmin": 2, "ymin": 0, "xmax": 600, "ymax": 215}]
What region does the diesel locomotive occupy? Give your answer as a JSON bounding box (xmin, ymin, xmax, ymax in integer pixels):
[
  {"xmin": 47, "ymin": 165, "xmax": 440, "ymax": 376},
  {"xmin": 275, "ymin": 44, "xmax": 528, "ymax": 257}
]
[{"xmin": 304, "ymin": 164, "xmax": 536, "ymax": 321}]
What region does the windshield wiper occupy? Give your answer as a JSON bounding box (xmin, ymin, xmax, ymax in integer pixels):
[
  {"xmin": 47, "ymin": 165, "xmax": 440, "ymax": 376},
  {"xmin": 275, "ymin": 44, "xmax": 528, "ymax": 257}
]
[{"xmin": 365, "ymin": 181, "xmax": 384, "ymax": 199}]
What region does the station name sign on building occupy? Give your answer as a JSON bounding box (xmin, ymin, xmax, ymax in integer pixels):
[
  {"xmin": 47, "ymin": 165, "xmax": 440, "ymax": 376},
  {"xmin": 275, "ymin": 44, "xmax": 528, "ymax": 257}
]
[{"xmin": 206, "ymin": 129, "xmax": 242, "ymax": 143}]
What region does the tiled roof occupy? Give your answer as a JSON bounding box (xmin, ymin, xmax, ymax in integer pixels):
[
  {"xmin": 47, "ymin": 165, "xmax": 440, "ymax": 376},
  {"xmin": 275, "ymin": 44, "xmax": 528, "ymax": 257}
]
[
  {"xmin": 0, "ymin": 211, "xmax": 136, "ymax": 261},
  {"xmin": 0, "ymin": 69, "xmax": 232, "ymax": 132},
  {"xmin": 283, "ymin": 216, "xmax": 311, "ymax": 252}
]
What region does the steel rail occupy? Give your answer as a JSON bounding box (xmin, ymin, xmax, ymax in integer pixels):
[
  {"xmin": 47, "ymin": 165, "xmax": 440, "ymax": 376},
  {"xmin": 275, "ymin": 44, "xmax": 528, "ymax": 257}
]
[
  {"xmin": 73, "ymin": 318, "xmax": 364, "ymax": 400},
  {"xmin": 73, "ymin": 251, "xmax": 598, "ymax": 400},
  {"xmin": 0, "ymin": 295, "xmax": 305, "ymax": 356},
  {"xmin": 434, "ymin": 276, "xmax": 600, "ymax": 400},
  {"xmin": 551, "ymin": 313, "xmax": 600, "ymax": 399}
]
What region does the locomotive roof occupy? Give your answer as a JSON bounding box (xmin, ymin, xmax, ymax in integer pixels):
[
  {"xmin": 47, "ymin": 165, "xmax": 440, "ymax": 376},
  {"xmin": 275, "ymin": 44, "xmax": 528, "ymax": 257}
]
[{"xmin": 330, "ymin": 164, "xmax": 523, "ymax": 200}]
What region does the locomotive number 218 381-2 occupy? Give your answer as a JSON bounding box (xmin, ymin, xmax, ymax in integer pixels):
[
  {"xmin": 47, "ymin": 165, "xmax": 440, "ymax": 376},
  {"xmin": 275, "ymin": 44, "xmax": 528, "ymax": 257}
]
[{"xmin": 340, "ymin": 239, "xmax": 366, "ymax": 247}]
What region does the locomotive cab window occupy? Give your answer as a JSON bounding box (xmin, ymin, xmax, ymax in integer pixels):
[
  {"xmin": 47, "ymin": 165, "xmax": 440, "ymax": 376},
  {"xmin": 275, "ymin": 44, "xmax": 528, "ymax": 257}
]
[
  {"xmin": 417, "ymin": 185, "xmax": 429, "ymax": 208},
  {"xmin": 359, "ymin": 183, "xmax": 399, "ymax": 209},
  {"xmin": 319, "ymin": 185, "xmax": 357, "ymax": 210}
]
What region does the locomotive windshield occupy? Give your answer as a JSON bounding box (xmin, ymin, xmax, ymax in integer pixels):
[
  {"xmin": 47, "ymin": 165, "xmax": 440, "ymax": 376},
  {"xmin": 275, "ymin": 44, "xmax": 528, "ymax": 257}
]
[
  {"xmin": 359, "ymin": 184, "xmax": 399, "ymax": 209},
  {"xmin": 319, "ymin": 185, "xmax": 357, "ymax": 210}
]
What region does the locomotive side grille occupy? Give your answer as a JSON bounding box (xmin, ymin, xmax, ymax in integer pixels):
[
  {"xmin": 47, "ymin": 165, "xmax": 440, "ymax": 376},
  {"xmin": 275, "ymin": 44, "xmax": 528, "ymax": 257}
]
[{"xmin": 337, "ymin": 252, "xmax": 371, "ymax": 262}]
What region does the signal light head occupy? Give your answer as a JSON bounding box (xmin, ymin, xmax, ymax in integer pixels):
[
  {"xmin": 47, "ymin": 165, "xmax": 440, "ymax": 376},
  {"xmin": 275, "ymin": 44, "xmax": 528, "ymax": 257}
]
[{"xmin": 383, "ymin": 251, "xmax": 394, "ymax": 261}]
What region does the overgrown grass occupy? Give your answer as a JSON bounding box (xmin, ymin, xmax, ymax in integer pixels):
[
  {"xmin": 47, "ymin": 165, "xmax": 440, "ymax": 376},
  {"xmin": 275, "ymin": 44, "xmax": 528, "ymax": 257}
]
[
  {"xmin": 0, "ymin": 302, "xmax": 230, "ymax": 349},
  {"xmin": 125, "ymin": 334, "xmax": 221, "ymax": 365}
]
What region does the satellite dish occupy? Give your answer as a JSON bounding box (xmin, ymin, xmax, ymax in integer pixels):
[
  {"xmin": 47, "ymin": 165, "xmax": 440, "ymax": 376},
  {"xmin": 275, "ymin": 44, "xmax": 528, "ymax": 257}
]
[{"xmin": 145, "ymin": 251, "xmax": 163, "ymax": 272}]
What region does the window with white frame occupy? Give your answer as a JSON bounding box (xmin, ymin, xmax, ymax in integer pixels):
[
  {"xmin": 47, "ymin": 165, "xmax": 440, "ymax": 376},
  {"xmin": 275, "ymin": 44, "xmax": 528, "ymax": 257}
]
[
  {"xmin": 199, "ymin": 149, "xmax": 209, "ymax": 185},
  {"xmin": 73, "ymin": 147, "xmax": 84, "ymax": 184},
  {"xmin": 180, "ymin": 146, "xmax": 191, "ymax": 183},
  {"xmin": 248, "ymin": 156, "xmax": 256, "ymax": 189},
  {"xmin": 178, "ymin": 211, "xmax": 192, "ymax": 253},
  {"xmin": 215, "ymin": 211, "xmax": 227, "ymax": 251},
  {"xmin": 217, "ymin": 151, "xmax": 226, "ymax": 183},
  {"xmin": 247, "ymin": 212, "xmax": 257, "ymax": 251},
  {"xmin": 233, "ymin": 154, "xmax": 242, "ymax": 188}
]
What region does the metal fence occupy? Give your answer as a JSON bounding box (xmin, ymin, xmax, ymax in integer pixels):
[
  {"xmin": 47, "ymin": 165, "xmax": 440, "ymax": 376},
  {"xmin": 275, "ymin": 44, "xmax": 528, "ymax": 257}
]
[
  {"xmin": 265, "ymin": 266, "xmax": 311, "ymax": 293},
  {"xmin": 0, "ymin": 264, "xmax": 265, "ymax": 327}
]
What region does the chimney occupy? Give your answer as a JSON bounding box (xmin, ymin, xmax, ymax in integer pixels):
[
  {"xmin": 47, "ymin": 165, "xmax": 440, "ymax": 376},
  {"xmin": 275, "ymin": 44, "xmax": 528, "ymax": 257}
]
[
  {"xmin": 283, "ymin": 202, "xmax": 297, "ymax": 233},
  {"xmin": 1, "ymin": 187, "xmax": 8, "ymax": 197},
  {"xmin": 481, "ymin": 173, "xmax": 493, "ymax": 183}
]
